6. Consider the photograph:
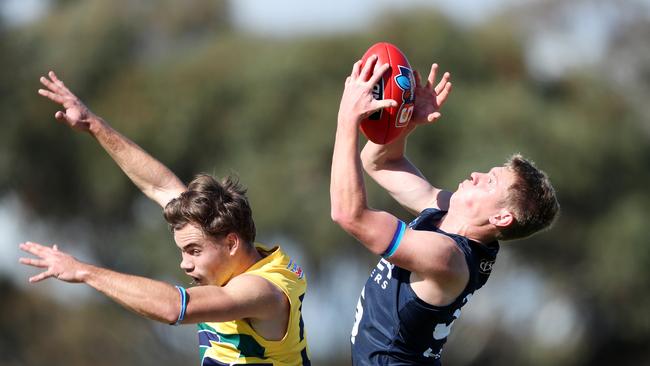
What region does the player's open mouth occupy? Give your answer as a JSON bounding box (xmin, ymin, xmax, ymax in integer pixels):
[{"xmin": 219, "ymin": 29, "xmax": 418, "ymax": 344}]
[{"xmin": 189, "ymin": 276, "xmax": 201, "ymax": 285}]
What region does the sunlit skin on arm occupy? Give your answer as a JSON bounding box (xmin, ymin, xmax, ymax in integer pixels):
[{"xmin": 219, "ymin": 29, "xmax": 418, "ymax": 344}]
[
  {"xmin": 360, "ymin": 64, "xmax": 453, "ymax": 215},
  {"xmin": 38, "ymin": 71, "xmax": 186, "ymax": 207},
  {"xmin": 330, "ymin": 56, "xmax": 467, "ymax": 306},
  {"xmin": 18, "ymin": 241, "xmax": 288, "ymax": 335}
]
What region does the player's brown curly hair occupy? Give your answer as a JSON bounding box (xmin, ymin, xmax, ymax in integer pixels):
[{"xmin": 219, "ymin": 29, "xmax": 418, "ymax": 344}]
[{"xmin": 163, "ymin": 174, "xmax": 256, "ymax": 244}]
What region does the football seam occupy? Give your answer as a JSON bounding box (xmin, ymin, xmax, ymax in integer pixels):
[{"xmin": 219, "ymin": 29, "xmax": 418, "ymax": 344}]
[{"xmin": 383, "ymin": 43, "xmax": 392, "ymax": 144}]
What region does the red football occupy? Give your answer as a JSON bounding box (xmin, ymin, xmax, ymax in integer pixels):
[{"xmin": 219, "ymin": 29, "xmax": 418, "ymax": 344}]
[{"xmin": 359, "ymin": 42, "xmax": 416, "ymax": 144}]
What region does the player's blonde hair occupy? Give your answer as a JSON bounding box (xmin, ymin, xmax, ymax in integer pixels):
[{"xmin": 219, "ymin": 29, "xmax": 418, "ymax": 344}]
[{"xmin": 497, "ymin": 154, "xmax": 559, "ymax": 240}]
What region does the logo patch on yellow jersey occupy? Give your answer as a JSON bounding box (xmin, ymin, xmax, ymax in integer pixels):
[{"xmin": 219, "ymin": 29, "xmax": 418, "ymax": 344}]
[{"xmin": 286, "ymin": 258, "xmax": 304, "ymax": 279}]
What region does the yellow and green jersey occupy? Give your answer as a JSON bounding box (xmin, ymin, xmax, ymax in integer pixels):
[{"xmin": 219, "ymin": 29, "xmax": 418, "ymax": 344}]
[{"xmin": 197, "ymin": 245, "xmax": 310, "ymax": 366}]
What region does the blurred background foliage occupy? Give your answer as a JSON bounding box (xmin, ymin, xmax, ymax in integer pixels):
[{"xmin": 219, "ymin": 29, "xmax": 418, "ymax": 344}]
[{"xmin": 1, "ymin": 0, "xmax": 649, "ymax": 365}]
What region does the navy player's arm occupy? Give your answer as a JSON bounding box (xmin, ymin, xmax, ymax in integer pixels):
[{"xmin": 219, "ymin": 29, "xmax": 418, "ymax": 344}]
[
  {"xmin": 331, "ymin": 209, "xmax": 468, "ymax": 298},
  {"xmin": 331, "ymin": 55, "xmax": 397, "ymax": 254},
  {"xmin": 360, "ymin": 64, "xmax": 452, "ymax": 215},
  {"xmin": 331, "ymin": 57, "xmax": 467, "ymax": 299},
  {"xmin": 361, "ymin": 136, "xmax": 452, "ymax": 215},
  {"xmin": 388, "ymin": 228, "xmax": 469, "ymax": 304}
]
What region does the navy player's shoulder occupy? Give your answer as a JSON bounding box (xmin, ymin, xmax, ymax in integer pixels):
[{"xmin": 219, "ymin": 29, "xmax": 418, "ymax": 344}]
[{"xmin": 409, "ymin": 208, "xmax": 445, "ymax": 230}]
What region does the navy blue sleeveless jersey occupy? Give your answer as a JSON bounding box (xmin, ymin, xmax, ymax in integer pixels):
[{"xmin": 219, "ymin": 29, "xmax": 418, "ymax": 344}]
[{"xmin": 350, "ymin": 208, "xmax": 499, "ymax": 365}]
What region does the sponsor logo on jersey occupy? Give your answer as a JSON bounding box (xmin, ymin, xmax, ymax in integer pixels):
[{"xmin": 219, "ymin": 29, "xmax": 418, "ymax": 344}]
[
  {"xmin": 369, "ymin": 258, "xmax": 394, "ymax": 290},
  {"xmin": 479, "ymin": 259, "xmax": 495, "ymax": 274}
]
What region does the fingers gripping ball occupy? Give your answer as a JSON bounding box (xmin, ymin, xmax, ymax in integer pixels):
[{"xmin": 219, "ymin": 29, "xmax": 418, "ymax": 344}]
[{"xmin": 359, "ymin": 42, "xmax": 416, "ymax": 144}]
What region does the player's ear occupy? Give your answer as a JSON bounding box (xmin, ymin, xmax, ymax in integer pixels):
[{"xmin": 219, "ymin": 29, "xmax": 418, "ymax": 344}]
[
  {"xmin": 489, "ymin": 209, "xmax": 513, "ymax": 228},
  {"xmin": 225, "ymin": 232, "xmax": 240, "ymax": 255}
]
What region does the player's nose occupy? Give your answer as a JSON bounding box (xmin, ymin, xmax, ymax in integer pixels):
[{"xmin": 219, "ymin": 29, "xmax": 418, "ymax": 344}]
[{"xmin": 180, "ymin": 256, "xmax": 193, "ymax": 272}]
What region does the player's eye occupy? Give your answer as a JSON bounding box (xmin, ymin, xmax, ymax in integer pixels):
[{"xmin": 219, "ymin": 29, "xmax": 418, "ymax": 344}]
[{"xmin": 184, "ymin": 248, "xmax": 201, "ymax": 256}]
